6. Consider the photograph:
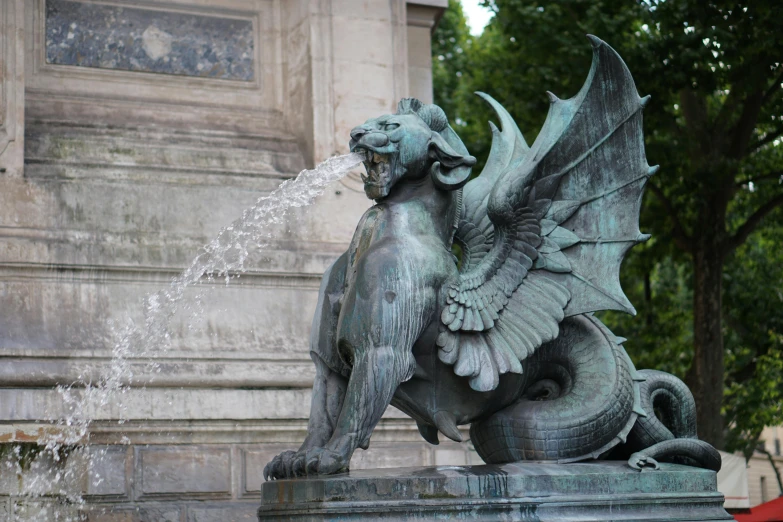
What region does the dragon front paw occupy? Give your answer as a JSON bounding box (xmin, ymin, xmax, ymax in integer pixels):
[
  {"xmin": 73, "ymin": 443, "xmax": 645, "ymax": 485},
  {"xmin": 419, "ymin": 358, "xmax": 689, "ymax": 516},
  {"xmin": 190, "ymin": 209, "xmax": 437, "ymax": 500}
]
[
  {"xmin": 263, "ymin": 450, "xmax": 298, "ymax": 481},
  {"xmin": 304, "ymin": 447, "xmax": 350, "ymax": 476},
  {"xmin": 628, "ymin": 452, "xmax": 660, "ymax": 471}
]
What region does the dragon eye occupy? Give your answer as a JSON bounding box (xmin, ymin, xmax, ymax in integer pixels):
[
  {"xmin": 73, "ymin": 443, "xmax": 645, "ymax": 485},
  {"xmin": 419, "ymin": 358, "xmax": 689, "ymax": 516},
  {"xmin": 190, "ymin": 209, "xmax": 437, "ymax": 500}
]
[{"xmin": 384, "ymin": 123, "xmax": 400, "ymax": 131}]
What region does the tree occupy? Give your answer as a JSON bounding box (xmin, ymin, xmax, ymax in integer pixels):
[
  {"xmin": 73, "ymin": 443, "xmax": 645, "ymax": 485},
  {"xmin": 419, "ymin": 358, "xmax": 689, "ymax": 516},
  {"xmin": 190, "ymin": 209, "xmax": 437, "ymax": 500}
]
[
  {"xmin": 431, "ymin": 0, "xmax": 472, "ymax": 122},
  {"xmin": 434, "ymin": 0, "xmax": 783, "ymax": 449},
  {"xmin": 604, "ymin": 216, "xmax": 783, "ymax": 454},
  {"xmin": 723, "ymin": 226, "xmax": 783, "ymax": 456}
]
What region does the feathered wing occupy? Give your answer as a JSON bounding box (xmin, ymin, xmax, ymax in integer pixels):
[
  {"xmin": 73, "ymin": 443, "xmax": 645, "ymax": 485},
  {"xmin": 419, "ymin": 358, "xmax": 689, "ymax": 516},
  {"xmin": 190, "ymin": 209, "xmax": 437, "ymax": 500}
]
[{"xmin": 438, "ymin": 36, "xmax": 656, "ymax": 392}]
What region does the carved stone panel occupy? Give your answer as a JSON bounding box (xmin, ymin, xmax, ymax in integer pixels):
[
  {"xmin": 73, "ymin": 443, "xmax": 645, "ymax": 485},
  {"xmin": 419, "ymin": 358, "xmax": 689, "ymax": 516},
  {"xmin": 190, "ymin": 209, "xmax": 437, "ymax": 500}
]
[
  {"xmin": 26, "ymin": 0, "xmax": 279, "ymax": 135},
  {"xmin": 45, "ymin": 0, "xmax": 255, "ymax": 81},
  {"xmin": 84, "ymin": 445, "xmax": 130, "ymax": 500},
  {"xmin": 136, "ymin": 446, "xmax": 232, "ymax": 500}
]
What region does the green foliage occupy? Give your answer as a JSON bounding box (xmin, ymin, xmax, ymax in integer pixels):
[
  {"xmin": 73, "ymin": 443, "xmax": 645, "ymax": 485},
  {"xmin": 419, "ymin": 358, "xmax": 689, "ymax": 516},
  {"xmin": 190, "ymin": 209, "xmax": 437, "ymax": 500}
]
[
  {"xmin": 723, "ymin": 227, "xmax": 783, "ymax": 456},
  {"xmin": 433, "ymin": 0, "xmax": 783, "ymax": 451},
  {"xmin": 725, "ymin": 344, "xmax": 783, "ymax": 457},
  {"xmin": 432, "ymin": 0, "xmax": 473, "ymax": 124},
  {"xmin": 603, "ymin": 225, "xmax": 783, "ymax": 453},
  {"xmin": 0, "ymin": 443, "xmax": 44, "ymax": 471},
  {"xmin": 601, "ymin": 253, "xmax": 694, "ymax": 380}
]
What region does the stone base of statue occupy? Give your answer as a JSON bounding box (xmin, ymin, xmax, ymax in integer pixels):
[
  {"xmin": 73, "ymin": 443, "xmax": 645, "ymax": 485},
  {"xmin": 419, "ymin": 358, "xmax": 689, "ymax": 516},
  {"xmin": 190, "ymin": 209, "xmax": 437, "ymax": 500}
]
[{"xmin": 258, "ymin": 461, "xmax": 731, "ymax": 521}]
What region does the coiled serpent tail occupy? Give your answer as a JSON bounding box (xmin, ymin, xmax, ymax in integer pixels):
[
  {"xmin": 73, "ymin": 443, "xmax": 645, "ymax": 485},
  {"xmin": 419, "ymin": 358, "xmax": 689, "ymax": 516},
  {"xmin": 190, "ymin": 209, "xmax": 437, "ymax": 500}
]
[
  {"xmin": 470, "ymin": 315, "xmax": 637, "ymax": 464},
  {"xmin": 628, "ymin": 439, "xmax": 722, "ymax": 472},
  {"xmin": 627, "ymin": 369, "xmax": 721, "ymax": 472}
]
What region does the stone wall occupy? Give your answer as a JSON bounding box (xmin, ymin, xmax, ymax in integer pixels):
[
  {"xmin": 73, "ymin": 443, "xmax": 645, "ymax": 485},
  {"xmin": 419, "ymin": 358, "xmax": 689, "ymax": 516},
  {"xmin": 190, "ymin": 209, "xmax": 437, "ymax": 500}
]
[
  {"xmin": 1, "ymin": 422, "xmax": 476, "ymax": 521},
  {"xmin": 0, "ymin": 0, "xmax": 455, "ymax": 519}
]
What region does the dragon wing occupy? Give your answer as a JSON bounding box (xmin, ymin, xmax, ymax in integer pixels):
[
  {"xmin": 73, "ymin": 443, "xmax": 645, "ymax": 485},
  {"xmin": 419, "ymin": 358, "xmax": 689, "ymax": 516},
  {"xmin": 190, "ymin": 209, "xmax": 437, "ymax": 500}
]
[{"xmin": 439, "ymin": 36, "xmax": 656, "ymax": 392}]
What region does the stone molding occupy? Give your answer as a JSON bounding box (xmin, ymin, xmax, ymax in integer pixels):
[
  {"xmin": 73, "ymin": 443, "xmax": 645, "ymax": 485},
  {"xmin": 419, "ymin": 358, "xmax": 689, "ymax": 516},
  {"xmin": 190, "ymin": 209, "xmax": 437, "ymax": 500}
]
[
  {"xmin": 0, "ymin": 406, "xmax": 473, "ymax": 445},
  {"xmin": 0, "ymin": 357, "xmax": 317, "ymax": 388},
  {"xmin": 406, "ymin": 1, "xmax": 448, "ymax": 30},
  {"xmin": 0, "ymin": 262, "xmax": 325, "ymax": 287},
  {"xmin": 86, "ymin": 418, "xmax": 453, "ymax": 445}
]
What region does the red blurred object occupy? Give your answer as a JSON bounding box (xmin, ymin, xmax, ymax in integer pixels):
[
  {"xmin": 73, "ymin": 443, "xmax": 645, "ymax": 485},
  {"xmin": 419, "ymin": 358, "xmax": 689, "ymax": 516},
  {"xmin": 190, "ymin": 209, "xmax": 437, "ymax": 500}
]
[{"xmin": 735, "ymin": 496, "xmax": 783, "ymax": 522}]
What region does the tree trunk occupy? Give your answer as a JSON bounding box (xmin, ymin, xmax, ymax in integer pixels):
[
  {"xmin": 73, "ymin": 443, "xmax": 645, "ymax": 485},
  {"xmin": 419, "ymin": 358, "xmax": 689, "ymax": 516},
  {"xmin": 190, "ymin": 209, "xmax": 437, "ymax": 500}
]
[
  {"xmin": 759, "ymin": 448, "xmax": 783, "ymax": 497},
  {"xmin": 687, "ymin": 236, "xmax": 726, "ymax": 450}
]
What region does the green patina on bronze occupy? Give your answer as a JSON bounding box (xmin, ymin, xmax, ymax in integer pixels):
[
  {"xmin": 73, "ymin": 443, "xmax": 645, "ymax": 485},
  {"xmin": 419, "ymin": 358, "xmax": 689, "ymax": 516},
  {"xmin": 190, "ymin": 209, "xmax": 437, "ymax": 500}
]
[{"xmin": 263, "ymin": 36, "xmax": 720, "ymax": 481}]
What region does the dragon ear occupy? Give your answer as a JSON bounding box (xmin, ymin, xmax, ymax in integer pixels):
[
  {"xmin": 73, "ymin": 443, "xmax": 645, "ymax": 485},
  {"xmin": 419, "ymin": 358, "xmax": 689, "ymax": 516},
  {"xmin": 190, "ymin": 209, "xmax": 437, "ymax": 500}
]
[{"xmin": 428, "ymin": 129, "xmax": 476, "ymax": 191}]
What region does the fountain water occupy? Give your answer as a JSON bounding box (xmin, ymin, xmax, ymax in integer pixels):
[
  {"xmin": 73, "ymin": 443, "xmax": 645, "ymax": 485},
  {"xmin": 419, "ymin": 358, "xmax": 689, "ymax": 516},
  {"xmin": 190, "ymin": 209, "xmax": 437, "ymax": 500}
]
[{"xmin": 2, "ymin": 152, "xmax": 367, "ymax": 521}]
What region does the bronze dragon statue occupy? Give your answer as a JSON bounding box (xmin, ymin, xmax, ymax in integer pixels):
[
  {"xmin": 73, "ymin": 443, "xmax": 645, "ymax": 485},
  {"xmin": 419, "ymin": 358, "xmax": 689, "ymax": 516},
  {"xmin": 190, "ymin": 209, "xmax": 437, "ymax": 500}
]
[{"xmin": 264, "ymin": 36, "xmax": 721, "ymax": 480}]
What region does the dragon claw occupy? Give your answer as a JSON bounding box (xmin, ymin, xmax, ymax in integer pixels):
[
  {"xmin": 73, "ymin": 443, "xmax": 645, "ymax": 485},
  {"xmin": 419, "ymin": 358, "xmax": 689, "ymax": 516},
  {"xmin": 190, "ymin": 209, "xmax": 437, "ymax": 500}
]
[
  {"xmin": 303, "ymin": 447, "xmax": 349, "ymax": 476},
  {"xmin": 291, "ymin": 452, "xmax": 308, "ymax": 477},
  {"xmin": 264, "ymin": 450, "xmax": 297, "ymax": 481}
]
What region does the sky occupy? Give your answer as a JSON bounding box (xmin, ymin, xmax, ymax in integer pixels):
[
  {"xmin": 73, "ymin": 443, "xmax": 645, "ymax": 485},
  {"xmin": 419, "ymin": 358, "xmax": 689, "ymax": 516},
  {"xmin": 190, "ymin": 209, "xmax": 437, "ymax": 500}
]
[{"xmin": 461, "ymin": 0, "xmax": 494, "ymax": 36}]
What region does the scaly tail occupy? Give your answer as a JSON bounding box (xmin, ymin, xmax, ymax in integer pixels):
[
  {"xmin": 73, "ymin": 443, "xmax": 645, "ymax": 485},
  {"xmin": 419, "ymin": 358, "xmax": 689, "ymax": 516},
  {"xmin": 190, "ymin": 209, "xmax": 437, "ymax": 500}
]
[
  {"xmin": 626, "ymin": 370, "xmax": 721, "ymax": 472},
  {"xmin": 470, "ymin": 315, "xmax": 640, "ymax": 463}
]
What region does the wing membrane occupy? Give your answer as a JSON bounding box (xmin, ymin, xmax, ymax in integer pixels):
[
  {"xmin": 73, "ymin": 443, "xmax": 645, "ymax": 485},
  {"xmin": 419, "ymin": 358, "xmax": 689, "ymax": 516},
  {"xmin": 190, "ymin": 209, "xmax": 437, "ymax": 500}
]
[{"xmin": 439, "ymin": 36, "xmax": 654, "ymax": 391}]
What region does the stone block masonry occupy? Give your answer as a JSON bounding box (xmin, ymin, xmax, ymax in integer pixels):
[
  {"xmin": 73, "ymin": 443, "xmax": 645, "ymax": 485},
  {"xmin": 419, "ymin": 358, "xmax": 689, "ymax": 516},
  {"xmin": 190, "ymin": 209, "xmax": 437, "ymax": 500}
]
[
  {"xmin": 0, "ymin": 423, "xmax": 478, "ymax": 521},
  {"xmin": 0, "ymin": 1, "xmax": 449, "ymax": 519}
]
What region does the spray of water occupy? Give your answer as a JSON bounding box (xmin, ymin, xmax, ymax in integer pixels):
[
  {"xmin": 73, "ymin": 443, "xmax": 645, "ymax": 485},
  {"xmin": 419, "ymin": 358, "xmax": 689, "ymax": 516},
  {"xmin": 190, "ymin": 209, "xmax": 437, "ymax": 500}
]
[{"xmin": 3, "ymin": 151, "xmax": 367, "ymax": 520}]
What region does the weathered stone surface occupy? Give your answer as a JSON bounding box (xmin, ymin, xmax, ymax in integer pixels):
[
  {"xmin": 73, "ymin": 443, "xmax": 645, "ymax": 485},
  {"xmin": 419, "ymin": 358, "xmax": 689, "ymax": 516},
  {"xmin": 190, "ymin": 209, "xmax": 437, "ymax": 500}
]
[
  {"xmin": 0, "ymin": 0, "xmax": 24, "ymax": 177},
  {"xmin": 350, "ymin": 443, "xmax": 431, "ymax": 470},
  {"xmin": 46, "ymin": 0, "xmax": 255, "ymax": 80},
  {"xmin": 406, "ymin": 2, "xmax": 446, "ymax": 103},
  {"xmin": 0, "ymin": 428, "xmax": 476, "ymax": 520},
  {"xmin": 137, "ymin": 446, "xmax": 231, "ymax": 499},
  {"xmin": 259, "ymin": 461, "xmax": 733, "ymax": 521},
  {"xmin": 0, "ymin": 0, "xmax": 447, "ymax": 519},
  {"xmin": 187, "ymin": 504, "xmax": 258, "ymax": 522},
  {"xmin": 10, "ymin": 501, "xmax": 85, "ymax": 522},
  {"xmin": 243, "ymin": 447, "xmax": 293, "ymax": 497},
  {"xmin": 136, "ymin": 507, "xmax": 181, "ymax": 522},
  {"xmin": 0, "ymin": 389, "xmax": 314, "ymax": 422},
  {"xmin": 86, "ymin": 446, "xmax": 129, "ymax": 499},
  {"xmin": 27, "ymin": 1, "xmax": 280, "ymax": 136}
]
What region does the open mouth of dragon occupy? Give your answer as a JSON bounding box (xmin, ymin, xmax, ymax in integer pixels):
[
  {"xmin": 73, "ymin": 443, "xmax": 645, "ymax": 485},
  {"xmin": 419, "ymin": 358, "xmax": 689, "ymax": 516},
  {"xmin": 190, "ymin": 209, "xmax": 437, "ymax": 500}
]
[{"xmin": 361, "ymin": 152, "xmax": 391, "ymax": 186}]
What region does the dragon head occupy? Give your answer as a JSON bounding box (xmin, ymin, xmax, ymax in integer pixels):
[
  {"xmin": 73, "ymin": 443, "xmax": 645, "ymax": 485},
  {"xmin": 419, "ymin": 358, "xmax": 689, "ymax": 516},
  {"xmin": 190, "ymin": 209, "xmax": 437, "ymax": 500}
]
[{"xmin": 349, "ymin": 98, "xmax": 476, "ymax": 200}]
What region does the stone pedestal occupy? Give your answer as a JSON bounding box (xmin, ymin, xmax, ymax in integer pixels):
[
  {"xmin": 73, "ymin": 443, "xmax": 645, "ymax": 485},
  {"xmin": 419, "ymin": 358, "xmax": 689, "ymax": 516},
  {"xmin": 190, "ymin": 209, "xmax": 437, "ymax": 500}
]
[{"xmin": 258, "ymin": 461, "xmax": 732, "ymax": 521}]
